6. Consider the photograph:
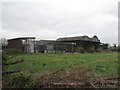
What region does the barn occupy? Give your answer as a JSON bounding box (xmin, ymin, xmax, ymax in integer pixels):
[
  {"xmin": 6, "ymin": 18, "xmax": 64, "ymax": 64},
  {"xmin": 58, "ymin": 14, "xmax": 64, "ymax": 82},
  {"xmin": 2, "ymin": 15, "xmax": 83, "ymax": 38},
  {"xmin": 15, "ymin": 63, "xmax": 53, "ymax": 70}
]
[
  {"xmin": 35, "ymin": 35, "xmax": 100, "ymax": 53},
  {"xmin": 35, "ymin": 40, "xmax": 75, "ymax": 53},
  {"xmin": 7, "ymin": 35, "xmax": 100, "ymax": 53},
  {"xmin": 7, "ymin": 37, "xmax": 35, "ymax": 53},
  {"xmin": 57, "ymin": 35, "xmax": 100, "ymax": 52}
]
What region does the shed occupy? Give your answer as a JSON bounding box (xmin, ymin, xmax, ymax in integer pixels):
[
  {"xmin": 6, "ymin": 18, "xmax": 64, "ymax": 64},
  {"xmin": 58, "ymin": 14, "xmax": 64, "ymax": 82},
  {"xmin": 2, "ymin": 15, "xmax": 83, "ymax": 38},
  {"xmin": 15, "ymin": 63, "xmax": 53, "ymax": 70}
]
[{"xmin": 8, "ymin": 37, "xmax": 35, "ymax": 53}]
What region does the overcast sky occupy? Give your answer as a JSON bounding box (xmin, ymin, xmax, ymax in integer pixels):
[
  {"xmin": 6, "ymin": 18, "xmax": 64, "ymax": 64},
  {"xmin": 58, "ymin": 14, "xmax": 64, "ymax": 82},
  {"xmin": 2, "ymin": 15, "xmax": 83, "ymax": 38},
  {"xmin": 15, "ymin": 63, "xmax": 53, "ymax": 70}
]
[{"xmin": 0, "ymin": 0, "xmax": 119, "ymax": 45}]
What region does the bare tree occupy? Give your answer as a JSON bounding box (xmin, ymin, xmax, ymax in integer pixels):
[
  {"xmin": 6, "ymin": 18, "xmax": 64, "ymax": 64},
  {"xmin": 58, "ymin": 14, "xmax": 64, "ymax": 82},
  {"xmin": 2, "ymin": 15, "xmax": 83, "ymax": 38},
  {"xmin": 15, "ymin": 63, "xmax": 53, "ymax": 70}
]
[
  {"xmin": 113, "ymin": 44, "xmax": 117, "ymax": 51},
  {"xmin": 0, "ymin": 38, "xmax": 7, "ymax": 49},
  {"xmin": 0, "ymin": 38, "xmax": 7, "ymax": 46}
]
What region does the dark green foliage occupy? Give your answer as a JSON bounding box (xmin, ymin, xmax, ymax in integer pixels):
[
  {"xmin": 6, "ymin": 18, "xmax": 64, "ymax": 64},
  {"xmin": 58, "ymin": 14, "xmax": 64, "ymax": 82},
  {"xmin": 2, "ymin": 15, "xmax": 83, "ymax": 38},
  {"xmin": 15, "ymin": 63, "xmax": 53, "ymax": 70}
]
[
  {"xmin": 101, "ymin": 43, "xmax": 108, "ymax": 49},
  {"xmin": 95, "ymin": 65, "xmax": 106, "ymax": 73},
  {"xmin": 2, "ymin": 73, "xmax": 37, "ymax": 88},
  {"xmin": 79, "ymin": 48, "xmax": 85, "ymax": 53},
  {"xmin": 2, "ymin": 51, "xmax": 8, "ymax": 65}
]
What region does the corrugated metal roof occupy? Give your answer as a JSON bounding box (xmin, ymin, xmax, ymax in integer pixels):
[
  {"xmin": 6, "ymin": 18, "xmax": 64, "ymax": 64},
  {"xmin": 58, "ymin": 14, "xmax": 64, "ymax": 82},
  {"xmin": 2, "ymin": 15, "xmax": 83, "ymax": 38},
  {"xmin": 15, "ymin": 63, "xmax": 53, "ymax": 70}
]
[{"xmin": 57, "ymin": 35, "xmax": 100, "ymax": 42}]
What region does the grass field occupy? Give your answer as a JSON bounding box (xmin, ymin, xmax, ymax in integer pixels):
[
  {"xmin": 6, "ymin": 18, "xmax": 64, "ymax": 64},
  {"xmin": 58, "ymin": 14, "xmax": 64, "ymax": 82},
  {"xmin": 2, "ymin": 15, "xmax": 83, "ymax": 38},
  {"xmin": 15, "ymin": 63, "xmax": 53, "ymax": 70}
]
[{"xmin": 5, "ymin": 52, "xmax": 118, "ymax": 75}]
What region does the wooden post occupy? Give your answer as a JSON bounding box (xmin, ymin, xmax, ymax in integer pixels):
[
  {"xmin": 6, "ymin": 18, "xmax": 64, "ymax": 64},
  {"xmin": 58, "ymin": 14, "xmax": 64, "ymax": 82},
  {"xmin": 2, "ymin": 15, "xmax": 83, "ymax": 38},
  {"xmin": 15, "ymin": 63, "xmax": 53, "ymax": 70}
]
[
  {"xmin": 33, "ymin": 39, "xmax": 35, "ymax": 53},
  {"xmin": 55, "ymin": 44, "xmax": 56, "ymax": 53},
  {"xmin": 25, "ymin": 39, "xmax": 27, "ymax": 53}
]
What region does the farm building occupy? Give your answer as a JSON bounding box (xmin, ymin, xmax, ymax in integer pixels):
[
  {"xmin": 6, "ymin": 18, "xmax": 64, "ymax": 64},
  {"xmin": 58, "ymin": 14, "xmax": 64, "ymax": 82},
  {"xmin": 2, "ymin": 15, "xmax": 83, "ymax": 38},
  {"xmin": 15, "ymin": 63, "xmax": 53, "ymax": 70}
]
[
  {"xmin": 35, "ymin": 35, "xmax": 100, "ymax": 53},
  {"xmin": 57, "ymin": 35, "xmax": 100, "ymax": 52},
  {"xmin": 7, "ymin": 35, "xmax": 100, "ymax": 53},
  {"xmin": 35, "ymin": 40, "xmax": 75, "ymax": 53},
  {"xmin": 7, "ymin": 37, "xmax": 35, "ymax": 53}
]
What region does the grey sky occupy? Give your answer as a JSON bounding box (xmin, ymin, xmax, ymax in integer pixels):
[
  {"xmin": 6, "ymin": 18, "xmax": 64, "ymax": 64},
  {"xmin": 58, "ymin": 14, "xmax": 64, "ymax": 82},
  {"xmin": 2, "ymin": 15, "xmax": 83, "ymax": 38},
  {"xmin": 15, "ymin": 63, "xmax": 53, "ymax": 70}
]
[{"xmin": 0, "ymin": 0, "xmax": 118, "ymax": 45}]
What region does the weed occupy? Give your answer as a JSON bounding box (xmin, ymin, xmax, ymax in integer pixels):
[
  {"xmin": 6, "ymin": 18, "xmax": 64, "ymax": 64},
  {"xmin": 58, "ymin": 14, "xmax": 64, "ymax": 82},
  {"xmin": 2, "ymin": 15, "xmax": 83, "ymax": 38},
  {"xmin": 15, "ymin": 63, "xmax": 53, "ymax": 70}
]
[{"xmin": 2, "ymin": 72, "xmax": 37, "ymax": 88}]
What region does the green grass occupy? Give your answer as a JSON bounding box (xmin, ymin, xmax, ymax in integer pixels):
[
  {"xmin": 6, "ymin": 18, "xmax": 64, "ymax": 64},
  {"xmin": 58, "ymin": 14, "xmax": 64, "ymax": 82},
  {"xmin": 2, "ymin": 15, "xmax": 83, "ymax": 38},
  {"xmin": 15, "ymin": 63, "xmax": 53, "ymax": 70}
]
[{"xmin": 4, "ymin": 52, "xmax": 118, "ymax": 74}]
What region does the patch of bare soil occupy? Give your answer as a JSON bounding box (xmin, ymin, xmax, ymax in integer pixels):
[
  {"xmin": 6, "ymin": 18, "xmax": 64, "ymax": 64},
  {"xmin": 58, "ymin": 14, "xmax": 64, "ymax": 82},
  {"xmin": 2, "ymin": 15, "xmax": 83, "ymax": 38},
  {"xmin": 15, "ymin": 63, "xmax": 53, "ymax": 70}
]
[{"xmin": 32, "ymin": 63, "xmax": 119, "ymax": 88}]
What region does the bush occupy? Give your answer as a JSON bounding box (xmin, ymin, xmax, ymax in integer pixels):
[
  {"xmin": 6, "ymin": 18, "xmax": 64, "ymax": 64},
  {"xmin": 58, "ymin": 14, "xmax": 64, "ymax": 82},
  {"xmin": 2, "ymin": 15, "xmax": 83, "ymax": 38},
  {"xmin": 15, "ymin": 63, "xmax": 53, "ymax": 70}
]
[
  {"xmin": 2, "ymin": 51, "xmax": 8, "ymax": 65},
  {"xmin": 101, "ymin": 43, "xmax": 108, "ymax": 49},
  {"xmin": 3, "ymin": 48, "xmax": 23, "ymax": 54},
  {"xmin": 79, "ymin": 48, "xmax": 85, "ymax": 54},
  {"xmin": 2, "ymin": 73, "xmax": 37, "ymax": 88}
]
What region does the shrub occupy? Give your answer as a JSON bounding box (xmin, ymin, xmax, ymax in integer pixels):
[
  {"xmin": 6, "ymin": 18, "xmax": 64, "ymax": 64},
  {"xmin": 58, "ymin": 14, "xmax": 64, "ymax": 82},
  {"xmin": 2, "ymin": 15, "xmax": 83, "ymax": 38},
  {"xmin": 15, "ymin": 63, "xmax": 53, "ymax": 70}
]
[
  {"xmin": 101, "ymin": 43, "xmax": 108, "ymax": 49},
  {"xmin": 2, "ymin": 52, "xmax": 37, "ymax": 88},
  {"xmin": 2, "ymin": 73, "xmax": 37, "ymax": 88},
  {"xmin": 79, "ymin": 48, "xmax": 85, "ymax": 54},
  {"xmin": 2, "ymin": 51, "xmax": 8, "ymax": 65},
  {"xmin": 3, "ymin": 48, "xmax": 23, "ymax": 54}
]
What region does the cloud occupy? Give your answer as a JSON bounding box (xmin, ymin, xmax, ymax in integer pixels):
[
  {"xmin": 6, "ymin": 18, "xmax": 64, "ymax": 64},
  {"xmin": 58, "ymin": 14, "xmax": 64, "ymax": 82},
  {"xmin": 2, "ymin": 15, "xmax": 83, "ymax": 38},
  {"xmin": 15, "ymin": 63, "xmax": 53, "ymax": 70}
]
[{"xmin": 0, "ymin": 0, "xmax": 119, "ymax": 45}]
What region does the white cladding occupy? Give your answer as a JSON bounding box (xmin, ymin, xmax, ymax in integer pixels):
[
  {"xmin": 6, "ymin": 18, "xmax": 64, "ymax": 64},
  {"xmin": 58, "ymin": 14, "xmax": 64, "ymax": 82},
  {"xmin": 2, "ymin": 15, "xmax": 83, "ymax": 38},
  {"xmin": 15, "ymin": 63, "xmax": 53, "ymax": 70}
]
[
  {"xmin": 24, "ymin": 39, "xmax": 34, "ymax": 53},
  {"xmin": 29, "ymin": 40, "xmax": 34, "ymax": 53}
]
